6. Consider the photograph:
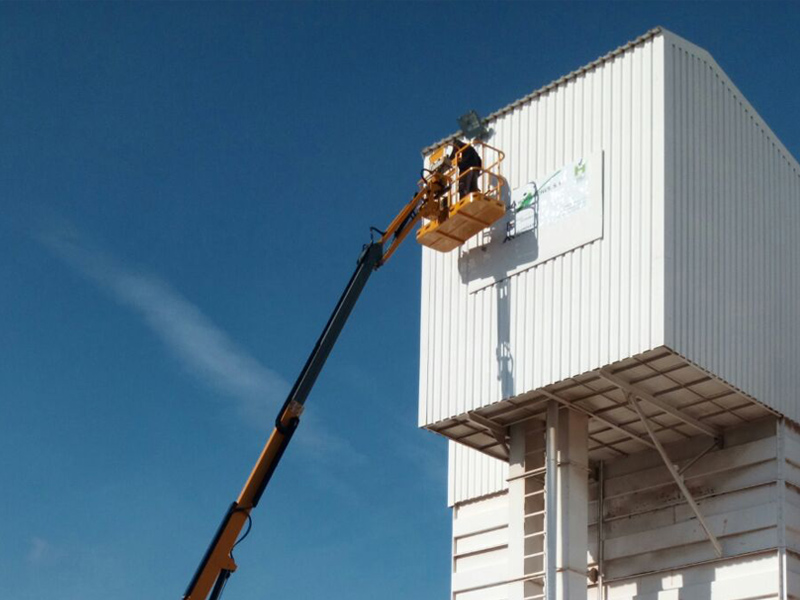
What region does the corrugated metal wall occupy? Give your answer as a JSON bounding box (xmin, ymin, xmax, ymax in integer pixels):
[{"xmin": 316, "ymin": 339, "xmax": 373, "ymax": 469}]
[
  {"xmin": 449, "ymin": 441, "xmax": 509, "ymax": 506},
  {"xmin": 419, "ymin": 33, "xmax": 666, "ymax": 427},
  {"xmin": 664, "ymin": 32, "xmax": 800, "ymax": 425}
]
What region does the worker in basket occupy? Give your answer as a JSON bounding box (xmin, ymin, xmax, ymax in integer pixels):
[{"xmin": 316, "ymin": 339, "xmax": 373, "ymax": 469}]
[{"xmin": 450, "ymin": 138, "xmax": 482, "ymax": 199}]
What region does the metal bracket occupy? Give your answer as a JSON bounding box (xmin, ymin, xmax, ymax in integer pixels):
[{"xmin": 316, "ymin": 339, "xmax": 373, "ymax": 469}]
[
  {"xmin": 627, "ymin": 393, "xmax": 723, "ymax": 558},
  {"xmin": 285, "ymin": 399, "xmax": 305, "ymax": 418},
  {"xmin": 678, "ymin": 438, "xmax": 720, "ymax": 476}
]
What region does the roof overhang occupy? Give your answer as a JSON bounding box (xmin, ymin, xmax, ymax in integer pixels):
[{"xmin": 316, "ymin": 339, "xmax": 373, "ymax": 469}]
[{"xmin": 425, "ymin": 346, "xmax": 777, "ymax": 463}]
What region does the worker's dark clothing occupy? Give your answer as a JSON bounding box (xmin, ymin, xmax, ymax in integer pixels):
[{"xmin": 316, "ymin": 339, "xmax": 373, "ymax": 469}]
[{"xmin": 451, "ymin": 143, "xmax": 482, "ymax": 198}]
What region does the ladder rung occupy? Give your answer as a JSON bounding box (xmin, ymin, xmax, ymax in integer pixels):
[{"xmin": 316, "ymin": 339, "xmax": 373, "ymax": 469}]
[{"xmin": 524, "ymin": 510, "xmax": 545, "ymax": 519}]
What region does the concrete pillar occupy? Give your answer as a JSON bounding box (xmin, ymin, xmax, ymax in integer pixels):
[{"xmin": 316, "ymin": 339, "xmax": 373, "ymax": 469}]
[{"xmin": 556, "ymin": 408, "xmax": 589, "ymax": 600}]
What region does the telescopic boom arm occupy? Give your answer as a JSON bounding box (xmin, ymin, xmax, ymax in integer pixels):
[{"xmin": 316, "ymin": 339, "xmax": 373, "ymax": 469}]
[{"xmin": 182, "ymin": 174, "xmax": 445, "ymax": 600}]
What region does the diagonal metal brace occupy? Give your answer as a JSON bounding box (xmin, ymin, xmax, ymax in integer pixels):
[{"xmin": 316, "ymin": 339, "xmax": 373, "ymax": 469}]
[
  {"xmin": 466, "ymin": 412, "xmax": 510, "ymax": 459},
  {"xmin": 599, "ymin": 368, "xmax": 721, "ymax": 439},
  {"xmin": 627, "ymin": 393, "xmax": 723, "ymax": 558}
]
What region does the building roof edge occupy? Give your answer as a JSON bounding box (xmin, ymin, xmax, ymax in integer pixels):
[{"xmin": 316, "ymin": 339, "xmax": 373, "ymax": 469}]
[{"xmin": 421, "ymin": 26, "xmax": 666, "ymax": 156}]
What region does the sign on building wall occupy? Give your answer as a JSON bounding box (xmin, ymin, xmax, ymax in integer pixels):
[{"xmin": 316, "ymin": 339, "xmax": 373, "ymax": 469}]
[{"xmin": 462, "ymin": 151, "xmax": 604, "ymax": 293}]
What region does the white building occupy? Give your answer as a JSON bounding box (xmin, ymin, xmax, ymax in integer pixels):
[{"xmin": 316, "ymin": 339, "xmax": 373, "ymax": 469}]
[{"xmin": 418, "ymin": 28, "xmax": 800, "ymax": 600}]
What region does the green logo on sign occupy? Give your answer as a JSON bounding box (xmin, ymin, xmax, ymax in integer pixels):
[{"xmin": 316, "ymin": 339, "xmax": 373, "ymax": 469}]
[{"xmin": 517, "ymin": 191, "xmax": 535, "ymax": 212}]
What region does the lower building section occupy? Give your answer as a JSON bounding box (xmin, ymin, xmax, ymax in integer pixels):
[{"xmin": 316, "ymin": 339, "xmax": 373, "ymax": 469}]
[
  {"xmin": 448, "ymin": 415, "xmax": 800, "ymax": 599},
  {"xmin": 452, "ymin": 492, "xmax": 512, "ymax": 600},
  {"xmin": 597, "ymin": 551, "xmax": 781, "ymax": 599}
]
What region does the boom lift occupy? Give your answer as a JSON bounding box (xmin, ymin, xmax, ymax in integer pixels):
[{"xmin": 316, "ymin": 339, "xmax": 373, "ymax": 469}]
[{"xmin": 183, "ymin": 140, "xmax": 505, "ymax": 600}]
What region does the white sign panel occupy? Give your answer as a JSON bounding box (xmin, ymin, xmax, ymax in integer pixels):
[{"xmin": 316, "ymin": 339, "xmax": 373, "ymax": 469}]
[{"xmin": 462, "ymin": 151, "xmax": 604, "ymax": 293}]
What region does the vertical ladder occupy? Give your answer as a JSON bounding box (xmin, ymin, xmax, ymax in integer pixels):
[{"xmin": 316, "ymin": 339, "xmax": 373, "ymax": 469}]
[
  {"xmin": 508, "ymin": 419, "xmax": 547, "ymax": 599},
  {"xmin": 508, "ymin": 403, "xmax": 589, "ymax": 600}
]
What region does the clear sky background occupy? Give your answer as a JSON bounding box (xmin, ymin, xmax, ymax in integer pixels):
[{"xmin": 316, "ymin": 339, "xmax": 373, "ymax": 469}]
[{"xmin": 1, "ymin": 2, "xmax": 799, "ymax": 599}]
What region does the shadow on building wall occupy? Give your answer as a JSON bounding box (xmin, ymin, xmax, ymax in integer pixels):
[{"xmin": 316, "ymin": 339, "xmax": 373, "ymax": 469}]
[{"xmin": 496, "ymin": 276, "xmax": 514, "ymax": 400}]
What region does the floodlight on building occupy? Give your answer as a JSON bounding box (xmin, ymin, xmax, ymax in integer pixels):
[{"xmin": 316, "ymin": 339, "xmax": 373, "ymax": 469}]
[{"xmin": 457, "ymin": 110, "xmax": 488, "ymax": 139}]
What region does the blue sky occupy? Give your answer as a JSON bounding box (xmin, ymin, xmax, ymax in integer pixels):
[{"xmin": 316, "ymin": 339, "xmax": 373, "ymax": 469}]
[{"xmin": 1, "ymin": 3, "xmax": 799, "ymax": 599}]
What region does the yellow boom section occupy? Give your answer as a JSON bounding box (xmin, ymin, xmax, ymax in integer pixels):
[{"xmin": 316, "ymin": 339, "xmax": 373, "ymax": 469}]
[{"xmin": 182, "ymin": 139, "xmax": 505, "ymax": 600}]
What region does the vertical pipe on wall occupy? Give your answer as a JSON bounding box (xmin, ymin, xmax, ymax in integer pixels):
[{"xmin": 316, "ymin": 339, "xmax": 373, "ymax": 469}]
[
  {"xmin": 545, "ymin": 401, "xmax": 559, "ymax": 600},
  {"xmin": 597, "ymin": 460, "xmax": 605, "ymax": 600},
  {"xmin": 777, "ymin": 419, "xmax": 787, "ymax": 599}
]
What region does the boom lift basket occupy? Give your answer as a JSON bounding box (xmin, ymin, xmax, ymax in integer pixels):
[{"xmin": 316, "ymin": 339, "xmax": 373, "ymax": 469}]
[{"xmin": 417, "ymin": 140, "xmax": 506, "ymax": 252}]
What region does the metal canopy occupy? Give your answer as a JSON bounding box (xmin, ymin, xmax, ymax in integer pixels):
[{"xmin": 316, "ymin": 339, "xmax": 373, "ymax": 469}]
[{"xmin": 426, "ymin": 346, "xmax": 777, "ymax": 463}]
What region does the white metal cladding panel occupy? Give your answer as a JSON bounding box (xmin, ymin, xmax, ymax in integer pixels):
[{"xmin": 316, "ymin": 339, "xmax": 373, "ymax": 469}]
[
  {"xmin": 448, "ymin": 441, "xmax": 508, "ymax": 507},
  {"xmin": 419, "ymin": 34, "xmax": 666, "ymax": 427},
  {"xmin": 788, "ymin": 553, "xmax": 800, "ymax": 599},
  {"xmin": 664, "ymin": 32, "xmax": 800, "ymax": 424},
  {"xmin": 589, "ymin": 417, "xmax": 794, "ymax": 598},
  {"xmin": 594, "ymin": 418, "xmax": 781, "ymax": 582},
  {"xmin": 452, "ymin": 493, "xmax": 510, "ymax": 600},
  {"xmin": 592, "ymin": 553, "xmax": 781, "ymax": 600}
]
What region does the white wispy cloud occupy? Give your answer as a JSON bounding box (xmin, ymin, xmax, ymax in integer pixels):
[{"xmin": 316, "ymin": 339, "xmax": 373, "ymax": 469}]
[
  {"xmin": 27, "ymin": 537, "xmax": 53, "ymax": 566},
  {"xmin": 38, "ymin": 225, "xmax": 367, "ymax": 465},
  {"xmin": 39, "ymin": 227, "xmax": 289, "ymax": 424}
]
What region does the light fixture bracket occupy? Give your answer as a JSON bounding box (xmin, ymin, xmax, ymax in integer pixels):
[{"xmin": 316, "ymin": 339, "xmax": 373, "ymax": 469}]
[{"xmin": 457, "ymin": 110, "xmax": 489, "ymax": 140}]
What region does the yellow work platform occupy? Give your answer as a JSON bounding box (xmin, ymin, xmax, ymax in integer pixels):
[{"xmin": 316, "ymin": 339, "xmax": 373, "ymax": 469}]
[{"xmin": 417, "ymin": 192, "xmax": 505, "ymax": 252}]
